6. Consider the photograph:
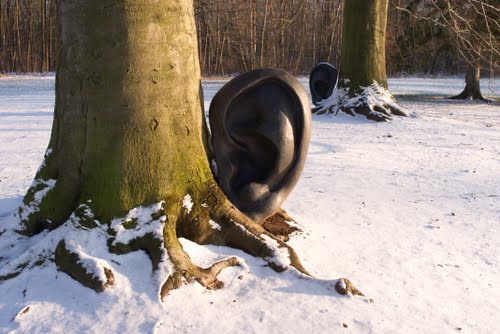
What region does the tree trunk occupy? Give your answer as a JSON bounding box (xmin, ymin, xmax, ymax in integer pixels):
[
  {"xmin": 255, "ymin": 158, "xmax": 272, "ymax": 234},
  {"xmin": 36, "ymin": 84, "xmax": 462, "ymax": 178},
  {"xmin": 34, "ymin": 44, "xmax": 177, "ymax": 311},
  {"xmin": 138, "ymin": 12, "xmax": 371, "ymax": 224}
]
[
  {"xmin": 341, "ymin": 0, "xmax": 388, "ymax": 88},
  {"xmin": 7, "ymin": 0, "xmax": 309, "ymax": 298},
  {"xmin": 0, "ymin": 0, "xmax": 6, "ymax": 72},
  {"xmin": 14, "ymin": 0, "xmax": 23, "ymax": 72},
  {"xmin": 317, "ymin": 0, "xmax": 411, "ymax": 121},
  {"xmin": 449, "ymin": 63, "xmax": 486, "ymax": 101},
  {"xmin": 40, "ymin": 0, "xmax": 46, "ymax": 72}
]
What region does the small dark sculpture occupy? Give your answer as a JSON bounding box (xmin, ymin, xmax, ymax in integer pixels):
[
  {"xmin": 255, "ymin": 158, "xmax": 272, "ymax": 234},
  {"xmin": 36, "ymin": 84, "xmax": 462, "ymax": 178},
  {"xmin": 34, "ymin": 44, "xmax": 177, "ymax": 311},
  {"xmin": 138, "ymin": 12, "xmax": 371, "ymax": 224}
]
[
  {"xmin": 309, "ymin": 62, "xmax": 339, "ymax": 106},
  {"xmin": 209, "ymin": 68, "xmax": 311, "ymax": 223}
]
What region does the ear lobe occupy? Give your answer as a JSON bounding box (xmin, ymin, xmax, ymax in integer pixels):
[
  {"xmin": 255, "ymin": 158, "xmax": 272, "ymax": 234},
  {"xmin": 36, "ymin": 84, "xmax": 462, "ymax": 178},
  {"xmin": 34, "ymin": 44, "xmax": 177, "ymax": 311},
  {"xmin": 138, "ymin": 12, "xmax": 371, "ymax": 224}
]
[
  {"xmin": 310, "ymin": 62, "xmax": 339, "ymax": 106},
  {"xmin": 209, "ymin": 68, "xmax": 311, "ymax": 223}
]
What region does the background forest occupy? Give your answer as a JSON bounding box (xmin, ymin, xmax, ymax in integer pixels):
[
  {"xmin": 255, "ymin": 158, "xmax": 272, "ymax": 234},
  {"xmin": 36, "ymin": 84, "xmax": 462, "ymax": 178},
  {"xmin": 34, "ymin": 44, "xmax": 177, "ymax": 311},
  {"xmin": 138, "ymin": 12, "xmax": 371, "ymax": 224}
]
[{"xmin": 0, "ymin": 0, "xmax": 498, "ymax": 77}]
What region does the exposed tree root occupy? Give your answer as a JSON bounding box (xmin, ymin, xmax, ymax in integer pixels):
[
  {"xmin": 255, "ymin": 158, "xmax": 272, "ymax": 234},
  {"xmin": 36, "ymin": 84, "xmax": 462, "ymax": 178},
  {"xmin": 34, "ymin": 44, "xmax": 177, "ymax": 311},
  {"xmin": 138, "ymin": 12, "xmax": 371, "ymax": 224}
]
[
  {"xmin": 314, "ymin": 81, "xmax": 414, "ymax": 122},
  {"xmin": 447, "ymin": 90, "xmax": 491, "ymax": 102},
  {"xmin": 447, "ymin": 65, "xmax": 491, "ymax": 102},
  {"xmin": 55, "ymin": 240, "xmax": 115, "ymax": 292},
  {"xmin": 262, "ymin": 209, "xmax": 301, "ymax": 242},
  {"xmin": 2, "ymin": 181, "xmax": 366, "ymax": 300},
  {"xmin": 157, "ymin": 184, "xmax": 310, "ymax": 297},
  {"xmin": 160, "ymin": 254, "xmax": 239, "ymax": 300},
  {"xmin": 448, "ymin": 91, "xmax": 486, "ymax": 101},
  {"xmin": 335, "ymin": 278, "xmax": 365, "ymax": 297}
]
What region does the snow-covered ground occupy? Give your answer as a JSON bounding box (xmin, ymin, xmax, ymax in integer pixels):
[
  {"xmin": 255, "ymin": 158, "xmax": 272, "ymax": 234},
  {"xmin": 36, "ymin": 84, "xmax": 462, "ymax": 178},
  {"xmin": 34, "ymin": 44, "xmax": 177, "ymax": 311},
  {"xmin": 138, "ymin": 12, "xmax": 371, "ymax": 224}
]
[{"xmin": 0, "ymin": 75, "xmax": 499, "ymax": 333}]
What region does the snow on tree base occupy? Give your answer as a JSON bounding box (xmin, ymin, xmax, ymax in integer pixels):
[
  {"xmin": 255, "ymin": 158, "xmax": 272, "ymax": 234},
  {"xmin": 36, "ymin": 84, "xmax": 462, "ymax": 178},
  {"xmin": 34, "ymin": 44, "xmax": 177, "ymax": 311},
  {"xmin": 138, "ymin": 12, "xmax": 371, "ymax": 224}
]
[
  {"xmin": 0, "ymin": 201, "xmax": 175, "ymax": 300},
  {"xmin": 314, "ymin": 81, "xmax": 416, "ymax": 121}
]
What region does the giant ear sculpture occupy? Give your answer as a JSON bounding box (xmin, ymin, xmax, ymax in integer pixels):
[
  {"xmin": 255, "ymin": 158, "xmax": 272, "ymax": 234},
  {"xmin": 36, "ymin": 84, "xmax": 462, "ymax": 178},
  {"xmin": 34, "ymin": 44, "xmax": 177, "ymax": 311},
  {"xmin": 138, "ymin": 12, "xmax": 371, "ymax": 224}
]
[
  {"xmin": 209, "ymin": 68, "xmax": 311, "ymax": 223},
  {"xmin": 309, "ymin": 62, "xmax": 339, "ymax": 106}
]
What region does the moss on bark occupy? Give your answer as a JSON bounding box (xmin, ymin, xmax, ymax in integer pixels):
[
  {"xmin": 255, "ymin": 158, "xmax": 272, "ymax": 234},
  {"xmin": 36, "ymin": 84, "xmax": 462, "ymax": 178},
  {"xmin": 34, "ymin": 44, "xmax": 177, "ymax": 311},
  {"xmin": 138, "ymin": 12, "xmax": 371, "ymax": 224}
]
[{"xmin": 11, "ymin": 0, "xmax": 317, "ymax": 298}]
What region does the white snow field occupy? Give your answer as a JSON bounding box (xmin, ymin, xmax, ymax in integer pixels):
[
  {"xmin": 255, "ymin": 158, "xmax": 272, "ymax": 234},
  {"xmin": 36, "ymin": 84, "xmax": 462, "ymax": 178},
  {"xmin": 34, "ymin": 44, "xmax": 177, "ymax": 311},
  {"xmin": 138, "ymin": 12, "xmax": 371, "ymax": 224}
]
[{"xmin": 0, "ymin": 75, "xmax": 499, "ymax": 333}]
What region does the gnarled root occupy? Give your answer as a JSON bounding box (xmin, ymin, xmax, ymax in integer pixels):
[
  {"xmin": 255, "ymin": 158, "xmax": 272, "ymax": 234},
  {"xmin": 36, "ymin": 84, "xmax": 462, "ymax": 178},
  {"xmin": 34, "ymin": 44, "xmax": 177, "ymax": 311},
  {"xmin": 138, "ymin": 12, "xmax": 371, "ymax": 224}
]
[
  {"xmin": 160, "ymin": 209, "xmax": 241, "ymax": 299},
  {"xmin": 4, "ymin": 181, "xmax": 362, "ymax": 300},
  {"xmin": 175, "ymin": 184, "xmax": 310, "ymax": 276},
  {"xmin": 160, "ymin": 254, "xmax": 239, "ymax": 300},
  {"xmin": 55, "ymin": 240, "xmax": 115, "ymax": 292},
  {"xmin": 335, "ymin": 278, "xmax": 365, "ymax": 297},
  {"xmin": 315, "ymin": 81, "xmax": 414, "ymax": 121}
]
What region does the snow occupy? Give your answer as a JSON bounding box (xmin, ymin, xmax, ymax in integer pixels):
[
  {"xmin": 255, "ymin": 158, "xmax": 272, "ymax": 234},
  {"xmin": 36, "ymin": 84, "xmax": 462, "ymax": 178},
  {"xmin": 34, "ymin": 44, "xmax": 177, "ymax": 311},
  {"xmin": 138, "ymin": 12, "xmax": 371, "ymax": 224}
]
[
  {"xmin": 182, "ymin": 194, "xmax": 194, "ymax": 214},
  {"xmin": 18, "ymin": 178, "xmax": 56, "ymax": 221},
  {"xmin": 260, "ymin": 234, "xmax": 291, "ymax": 268},
  {"xmin": 1, "ymin": 75, "xmax": 499, "ymax": 333},
  {"xmin": 110, "ymin": 202, "xmax": 167, "ymax": 244},
  {"xmin": 208, "ymin": 219, "xmax": 222, "ymax": 231},
  {"xmin": 63, "ymin": 238, "xmax": 112, "ymax": 284},
  {"xmin": 316, "ymin": 80, "xmax": 414, "ymax": 118}
]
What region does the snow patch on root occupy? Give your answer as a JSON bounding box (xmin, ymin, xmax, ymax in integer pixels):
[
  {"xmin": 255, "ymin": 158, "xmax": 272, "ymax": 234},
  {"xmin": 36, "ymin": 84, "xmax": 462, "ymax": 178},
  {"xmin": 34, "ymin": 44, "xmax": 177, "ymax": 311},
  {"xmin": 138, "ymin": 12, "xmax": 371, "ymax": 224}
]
[
  {"xmin": 1, "ymin": 208, "xmax": 109, "ymax": 284},
  {"xmin": 57, "ymin": 233, "xmax": 115, "ymax": 290},
  {"xmin": 110, "ymin": 202, "xmax": 173, "ymax": 297},
  {"xmin": 231, "ymin": 220, "xmax": 292, "ymax": 270},
  {"xmin": 208, "ymin": 219, "xmax": 222, "ymax": 231},
  {"xmin": 18, "ymin": 178, "xmax": 56, "ymax": 222},
  {"xmin": 3, "ymin": 202, "xmax": 175, "ymax": 298},
  {"xmin": 111, "ymin": 201, "xmax": 166, "ymax": 244},
  {"xmin": 315, "ymin": 81, "xmax": 415, "ymax": 120},
  {"xmin": 260, "ymin": 234, "xmax": 291, "ymax": 268}
]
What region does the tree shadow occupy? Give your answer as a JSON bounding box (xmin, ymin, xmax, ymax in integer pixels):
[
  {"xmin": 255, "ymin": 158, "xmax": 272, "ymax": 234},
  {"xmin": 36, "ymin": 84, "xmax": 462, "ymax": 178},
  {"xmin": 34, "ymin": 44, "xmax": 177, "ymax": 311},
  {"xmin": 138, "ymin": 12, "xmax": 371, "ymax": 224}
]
[
  {"xmin": 0, "ymin": 196, "xmax": 22, "ymax": 218},
  {"xmin": 0, "ymin": 112, "xmax": 53, "ymax": 117},
  {"xmin": 395, "ymin": 94, "xmax": 500, "ymax": 105}
]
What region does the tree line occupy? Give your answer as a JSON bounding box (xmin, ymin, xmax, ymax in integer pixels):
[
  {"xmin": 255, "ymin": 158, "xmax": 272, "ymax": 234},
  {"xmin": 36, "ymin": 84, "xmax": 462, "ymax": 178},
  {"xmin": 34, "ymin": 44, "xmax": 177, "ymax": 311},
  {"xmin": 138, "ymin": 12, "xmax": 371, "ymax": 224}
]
[
  {"xmin": 0, "ymin": 0, "xmax": 497, "ymax": 76},
  {"xmin": 0, "ymin": 0, "xmax": 56, "ymax": 72}
]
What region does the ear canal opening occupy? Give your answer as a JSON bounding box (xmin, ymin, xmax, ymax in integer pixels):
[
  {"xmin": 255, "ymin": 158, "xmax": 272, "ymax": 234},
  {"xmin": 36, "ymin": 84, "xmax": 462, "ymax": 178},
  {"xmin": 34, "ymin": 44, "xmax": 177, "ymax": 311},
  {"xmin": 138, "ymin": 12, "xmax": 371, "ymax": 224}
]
[{"xmin": 228, "ymin": 134, "xmax": 278, "ymax": 191}]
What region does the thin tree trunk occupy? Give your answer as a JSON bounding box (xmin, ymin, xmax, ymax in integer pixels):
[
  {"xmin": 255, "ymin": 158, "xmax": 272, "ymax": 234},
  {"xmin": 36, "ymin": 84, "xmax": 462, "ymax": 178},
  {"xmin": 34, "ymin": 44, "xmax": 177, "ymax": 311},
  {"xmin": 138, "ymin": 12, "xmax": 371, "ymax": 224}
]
[
  {"xmin": 40, "ymin": 0, "xmax": 46, "ymax": 72},
  {"xmin": 312, "ymin": 0, "xmax": 317, "ymax": 66},
  {"xmin": 259, "ymin": 0, "xmax": 269, "ymax": 67},
  {"xmin": 27, "ymin": 0, "xmax": 34, "ymax": 72},
  {"xmin": 0, "ymin": 0, "xmax": 5, "ymax": 72},
  {"xmin": 14, "ymin": 0, "xmax": 23, "ymax": 72}
]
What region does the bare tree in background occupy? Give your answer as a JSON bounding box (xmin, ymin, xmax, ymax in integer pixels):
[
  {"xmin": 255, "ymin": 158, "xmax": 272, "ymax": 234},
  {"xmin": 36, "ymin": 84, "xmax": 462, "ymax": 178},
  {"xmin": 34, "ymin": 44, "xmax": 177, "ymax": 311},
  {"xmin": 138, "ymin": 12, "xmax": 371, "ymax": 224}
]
[
  {"xmin": 1, "ymin": 0, "xmax": 345, "ymax": 75},
  {"xmin": 395, "ymin": 0, "xmax": 499, "ymax": 101},
  {"xmin": 315, "ymin": 0, "xmax": 412, "ymax": 121},
  {"xmin": 1, "ymin": 0, "xmax": 497, "ymax": 81}
]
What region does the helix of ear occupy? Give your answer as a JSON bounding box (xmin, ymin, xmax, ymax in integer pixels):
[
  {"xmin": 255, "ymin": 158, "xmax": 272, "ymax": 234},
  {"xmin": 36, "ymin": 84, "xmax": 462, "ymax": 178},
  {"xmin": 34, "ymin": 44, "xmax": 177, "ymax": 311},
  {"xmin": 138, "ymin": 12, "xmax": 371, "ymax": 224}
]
[
  {"xmin": 209, "ymin": 68, "xmax": 311, "ymax": 223},
  {"xmin": 309, "ymin": 62, "xmax": 339, "ymax": 106}
]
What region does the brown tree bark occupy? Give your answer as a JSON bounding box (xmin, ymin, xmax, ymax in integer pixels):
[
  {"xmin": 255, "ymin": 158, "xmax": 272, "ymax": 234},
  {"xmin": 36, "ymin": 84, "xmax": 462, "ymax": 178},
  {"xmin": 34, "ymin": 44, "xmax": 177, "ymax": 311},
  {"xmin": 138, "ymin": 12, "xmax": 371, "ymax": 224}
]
[
  {"xmin": 4, "ymin": 0, "xmax": 310, "ymax": 298},
  {"xmin": 449, "ymin": 63, "xmax": 487, "ymax": 100}
]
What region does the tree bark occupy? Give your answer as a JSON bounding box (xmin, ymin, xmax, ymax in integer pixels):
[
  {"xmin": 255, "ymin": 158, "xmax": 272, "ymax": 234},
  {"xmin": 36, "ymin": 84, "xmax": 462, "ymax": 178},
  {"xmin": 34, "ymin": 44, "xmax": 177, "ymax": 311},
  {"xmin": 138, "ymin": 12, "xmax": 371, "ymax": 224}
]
[
  {"xmin": 11, "ymin": 0, "xmax": 309, "ymax": 297},
  {"xmin": 320, "ymin": 0, "xmax": 410, "ymax": 121},
  {"xmin": 449, "ymin": 63, "xmax": 487, "ymax": 100},
  {"xmin": 341, "ymin": 0, "xmax": 388, "ymax": 89}
]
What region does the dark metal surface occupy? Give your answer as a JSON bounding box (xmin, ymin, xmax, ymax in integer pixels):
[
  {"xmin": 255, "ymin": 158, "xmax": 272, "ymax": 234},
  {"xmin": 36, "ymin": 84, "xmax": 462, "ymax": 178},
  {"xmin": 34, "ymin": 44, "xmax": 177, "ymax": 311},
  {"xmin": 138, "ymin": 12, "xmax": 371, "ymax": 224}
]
[
  {"xmin": 309, "ymin": 62, "xmax": 338, "ymax": 106},
  {"xmin": 209, "ymin": 68, "xmax": 311, "ymax": 223}
]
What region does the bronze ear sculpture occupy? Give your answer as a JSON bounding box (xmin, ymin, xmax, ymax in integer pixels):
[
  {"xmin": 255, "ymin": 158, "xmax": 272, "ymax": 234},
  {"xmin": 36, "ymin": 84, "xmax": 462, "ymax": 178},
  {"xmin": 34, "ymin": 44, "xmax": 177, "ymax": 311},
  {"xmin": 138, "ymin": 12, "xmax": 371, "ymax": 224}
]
[
  {"xmin": 309, "ymin": 62, "xmax": 338, "ymax": 106},
  {"xmin": 209, "ymin": 68, "xmax": 311, "ymax": 223}
]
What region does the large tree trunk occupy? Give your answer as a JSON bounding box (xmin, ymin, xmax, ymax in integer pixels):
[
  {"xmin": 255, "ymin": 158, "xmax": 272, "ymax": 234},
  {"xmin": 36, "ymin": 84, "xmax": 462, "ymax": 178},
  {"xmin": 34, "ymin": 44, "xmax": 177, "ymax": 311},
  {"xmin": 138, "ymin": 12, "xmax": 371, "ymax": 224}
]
[
  {"xmin": 449, "ymin": 64, "xmax": 486, "ymax": 101},
  {"xmin": 4, "ymin": 0, "xmax": 309, "ymax": 299},
  {"xmin": 317, "ymin": 0, "xmax": 411, "ymax": 121}
]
